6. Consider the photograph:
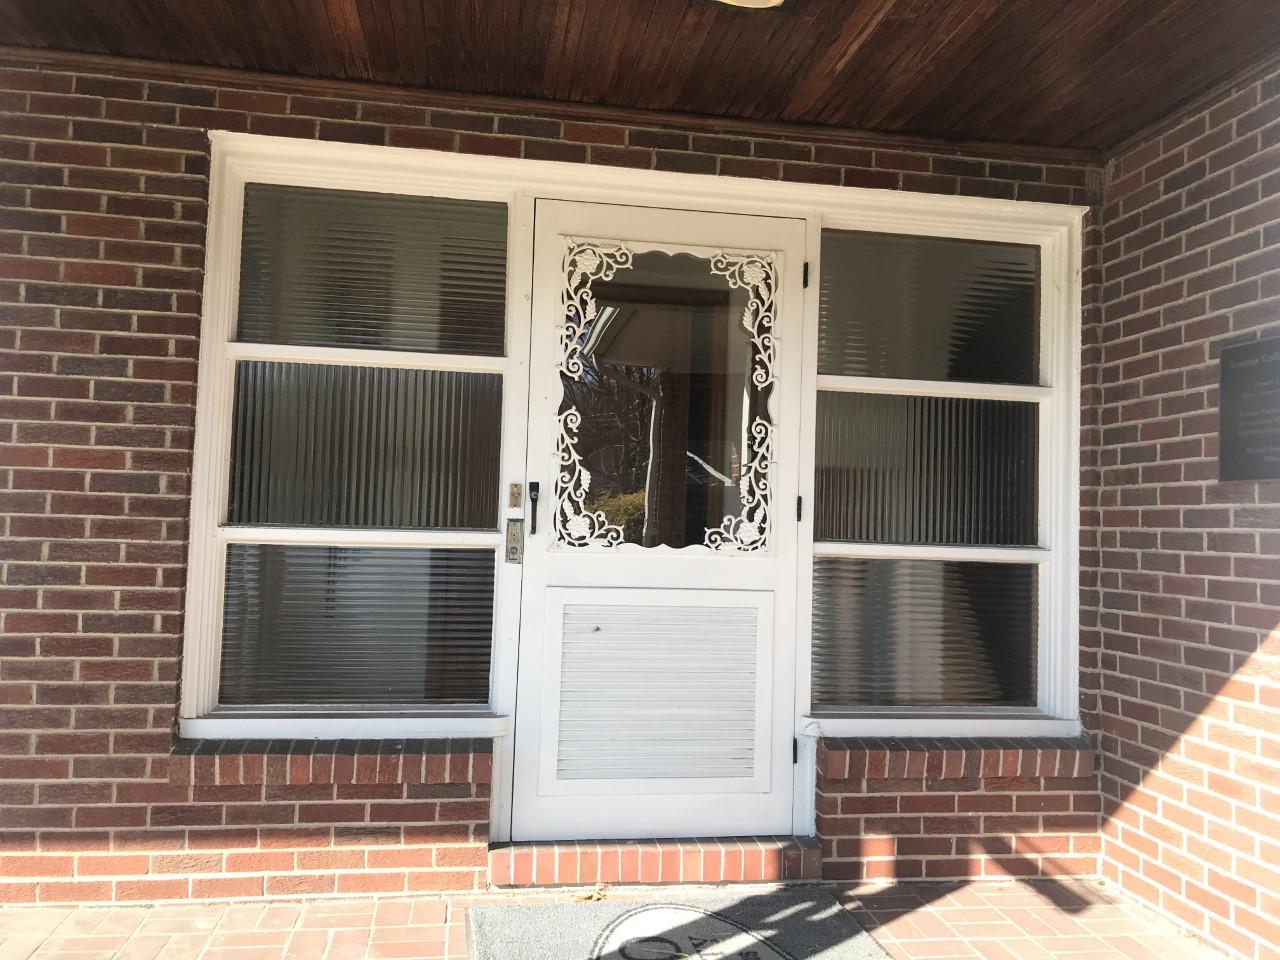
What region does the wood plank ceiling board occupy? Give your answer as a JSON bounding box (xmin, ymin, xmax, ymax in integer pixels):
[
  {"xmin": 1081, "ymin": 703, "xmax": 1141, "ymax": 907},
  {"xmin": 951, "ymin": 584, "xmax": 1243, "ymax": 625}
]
[{"xmin": 0, "ymin": 0, "xmax": 1277, "ymax": 151}]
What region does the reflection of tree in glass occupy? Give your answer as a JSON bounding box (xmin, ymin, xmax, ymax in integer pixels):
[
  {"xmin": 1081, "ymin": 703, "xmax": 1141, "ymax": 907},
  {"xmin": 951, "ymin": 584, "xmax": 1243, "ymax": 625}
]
[
  {"xmin": 555, "ymin": 249, "xmax": 766, "ymax": 549},
  {"xmin": 561, "ymin": 360, "xmax": 661, "ymax": 543}
]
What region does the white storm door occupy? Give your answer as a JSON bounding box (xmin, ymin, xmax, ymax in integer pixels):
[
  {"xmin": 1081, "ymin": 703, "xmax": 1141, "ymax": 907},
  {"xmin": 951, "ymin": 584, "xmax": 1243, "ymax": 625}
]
[{"xmin": 510, "ymin": 199, "xmax": 806, "ymax": 841}]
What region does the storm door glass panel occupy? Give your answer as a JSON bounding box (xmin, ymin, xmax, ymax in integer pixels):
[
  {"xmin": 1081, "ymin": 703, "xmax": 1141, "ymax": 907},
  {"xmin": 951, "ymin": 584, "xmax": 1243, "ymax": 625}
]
[
  {"xmin": 811, "ymin": 557, "xmax": 1036, "ymax": 708},
  {"xmin": 814, "ymin": 392, "xmax": 1037, "ymax": 546},
  {"xmin": 227, "ymin": 361, "xmax": 502, "ymax": 530},
  {"xmin": 555, "ymin": 244, "xmax": 776, "ymax": 551},
  {"xmin": 237, "ymin": 184, "xmax": 507, "ymax": 356},
  {"xmin": 219, "ymin": 544, "xmax": 494, "ymax": 705},
  {"xmin": 819, "ymin": 230, "xmax": 1039, "ymax": 384}
]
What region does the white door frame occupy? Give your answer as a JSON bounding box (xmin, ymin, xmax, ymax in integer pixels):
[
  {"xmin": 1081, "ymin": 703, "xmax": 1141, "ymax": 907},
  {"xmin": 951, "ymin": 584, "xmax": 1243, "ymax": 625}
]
[
  {"xmin": 507, "ymin": 199, "xmax": 807, "ymax": 841},
  {"xmin": 190, "ymin": 134, "xmax": 1084, "ymax": 846}
]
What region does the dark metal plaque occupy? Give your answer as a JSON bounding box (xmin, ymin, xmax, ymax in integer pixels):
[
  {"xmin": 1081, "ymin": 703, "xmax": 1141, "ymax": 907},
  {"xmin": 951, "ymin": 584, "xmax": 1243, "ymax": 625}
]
[{"xmin": 1219, "ymin": 336, "xmax": 1280, "ymax": 481}]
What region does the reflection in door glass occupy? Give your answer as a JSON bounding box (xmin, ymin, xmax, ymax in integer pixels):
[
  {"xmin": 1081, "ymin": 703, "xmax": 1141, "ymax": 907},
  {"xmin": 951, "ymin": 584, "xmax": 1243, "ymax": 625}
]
[{"xmin": 557, "ymin": 249, "xmax": 772, "ymax": 549}]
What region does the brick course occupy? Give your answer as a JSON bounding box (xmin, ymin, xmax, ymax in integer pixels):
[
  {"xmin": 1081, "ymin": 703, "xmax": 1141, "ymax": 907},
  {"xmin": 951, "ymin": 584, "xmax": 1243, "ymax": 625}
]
[
  {"xmin": 489, "ymin": 836, "xmax": 821, "ymax": 887},
  {"xmin": 1089, "ymin": 61, "xmax": 1280, "ymax": 960},
  {"xmin": 5, "ymin": 41, "xmax": 1274, "ymax": 959},
  {"xmin": 817, "ymin": 738, "xmax": 1100, "ymax": 883},
  {"xmin": 0, "ymin": 739, "xmax": 490, "ymax": 904},
  {"xmin": 0, "ymin": 52, "xmax": 1105, "ymax": 904},
  {"xmin": 10, "ymin": 46, "xmax": 1275, "ymax": 958}
]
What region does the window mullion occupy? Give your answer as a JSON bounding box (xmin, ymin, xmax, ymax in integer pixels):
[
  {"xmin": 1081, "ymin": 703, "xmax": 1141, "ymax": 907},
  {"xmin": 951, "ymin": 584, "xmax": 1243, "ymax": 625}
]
[
  {"xmin": 813, "ymin": 541, "xmax": 1050, "ymax": 563},
  {"xmin": 226, "ymin": 340, "xmax": 507, "ymax": 374},
  {"xmin": 216, "ymin": 526, "xmax": 503, "ymax": 549},
  {"xmin": 816, "ymin": 373, "xmax": 1051, "ymax": 403}
]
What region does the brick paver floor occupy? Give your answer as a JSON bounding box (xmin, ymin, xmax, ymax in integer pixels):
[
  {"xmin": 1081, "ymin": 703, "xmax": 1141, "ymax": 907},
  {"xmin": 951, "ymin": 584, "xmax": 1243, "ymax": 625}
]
[
  {"xmin": 0, "ymin": 879, "xmax": 1220, "ymax": 959},
  {"xmin": 839, "ymin": 879, "xmax": 1220, "ymax": 959}
]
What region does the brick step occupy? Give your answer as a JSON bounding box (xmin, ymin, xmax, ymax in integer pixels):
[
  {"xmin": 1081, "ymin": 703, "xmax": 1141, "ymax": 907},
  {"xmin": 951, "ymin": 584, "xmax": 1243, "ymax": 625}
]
[{"xmin": 489, "ymin": 836, "xmax": 821, "ymax": 888}]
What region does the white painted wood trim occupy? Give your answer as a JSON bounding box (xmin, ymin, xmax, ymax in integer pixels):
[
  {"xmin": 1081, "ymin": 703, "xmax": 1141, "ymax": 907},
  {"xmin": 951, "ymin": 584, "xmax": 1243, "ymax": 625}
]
[
  {"xmin": 179, "ymin": 140, "xmax": 241, "ymax": 720},
  {"xmin": 180, "ymin": 714, "xmax": 512, "ymax": 740},
  {"xmin": 207, "ymin": 131, "xmax": 1085, "ymax": 234},
  {"xmin": 815, "ymin": 374, "xmax": 1052, "ymax": 403},
  {"xmin": 803, "ymin": 715, "xmax": 1082, "ymax": 738},
  {"xmin": 487, "ymin": 190, "xmax": 535, "ymax": 843},
  {"xmin": 1038, "ymin": 207, "xmax": 1083, "ymax": 724},
  {"xmin": 813, "ymin": 542, "xmax": 1051, "ymax": 563},
  {"xmin": 791, "ymin": 211, "xmax": 821, "ymax": 837},
  {"xmin": 226, "ymin": 341, "xmax": 507, "ymax": 374},
  {"xmin": 217, "ymin": 527, "xmax": 503, "ymax": 549}
]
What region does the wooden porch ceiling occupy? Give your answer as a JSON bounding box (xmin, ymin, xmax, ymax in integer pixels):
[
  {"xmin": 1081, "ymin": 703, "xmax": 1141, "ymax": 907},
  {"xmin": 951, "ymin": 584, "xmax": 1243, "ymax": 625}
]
[{"xmin": 0, "ymin": 0, "xmax": 1277, "ymax": 153}]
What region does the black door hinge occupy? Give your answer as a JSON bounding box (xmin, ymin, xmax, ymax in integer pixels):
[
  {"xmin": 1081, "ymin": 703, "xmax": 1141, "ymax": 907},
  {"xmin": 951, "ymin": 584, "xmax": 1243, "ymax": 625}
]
[
  {"xmin": 802, "ymin": 261, "xmax": 809, "ymax": 288},
  {"xmin": 792, "ymin": 737, "xmax": 799, "ymax": 764},
  {"xmin": 796, "ymin": 495, "xmax": 802, "ymax": 522}
]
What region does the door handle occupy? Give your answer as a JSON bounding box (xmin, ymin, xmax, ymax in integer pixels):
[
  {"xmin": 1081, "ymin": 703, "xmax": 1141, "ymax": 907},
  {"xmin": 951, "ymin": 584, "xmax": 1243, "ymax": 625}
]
[{"xmin": 528, "ymin": 481, "xmax": 540, "ymax": 535}]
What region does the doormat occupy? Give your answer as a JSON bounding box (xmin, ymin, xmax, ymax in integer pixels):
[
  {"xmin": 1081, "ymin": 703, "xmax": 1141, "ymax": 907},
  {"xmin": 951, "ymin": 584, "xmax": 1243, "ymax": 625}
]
[{"xmin": 468, "ymin": 890, "xmax": 889, "ymax": 960}]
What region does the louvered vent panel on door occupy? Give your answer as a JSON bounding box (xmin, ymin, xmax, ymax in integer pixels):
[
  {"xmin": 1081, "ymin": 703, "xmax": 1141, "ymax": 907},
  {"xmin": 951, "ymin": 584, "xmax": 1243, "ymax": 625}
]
[{"xmin": 557, "ymin": 604, "xmax": 758, "ymax": 780}]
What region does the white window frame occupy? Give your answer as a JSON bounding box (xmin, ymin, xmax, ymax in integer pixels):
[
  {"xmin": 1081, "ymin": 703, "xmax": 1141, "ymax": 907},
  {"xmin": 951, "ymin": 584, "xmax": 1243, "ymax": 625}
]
[
  {"xmin": 796, "ymin": 215, "xmax": 1081, "ymax": 741},
  {"xmin": 182, "ymin": 132, "xmax": 1082, "ymax": 754},
  {"xmin": 179, "ymin": 141, "xmax": 532, "ymax": 740}
]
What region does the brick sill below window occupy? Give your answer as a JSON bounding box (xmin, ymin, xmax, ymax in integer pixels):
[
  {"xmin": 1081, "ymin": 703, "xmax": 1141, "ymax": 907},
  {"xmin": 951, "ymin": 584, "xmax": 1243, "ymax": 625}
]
[{"xmin": 817, "ymin": 735, "xmax": 1097, "ymax": 781}]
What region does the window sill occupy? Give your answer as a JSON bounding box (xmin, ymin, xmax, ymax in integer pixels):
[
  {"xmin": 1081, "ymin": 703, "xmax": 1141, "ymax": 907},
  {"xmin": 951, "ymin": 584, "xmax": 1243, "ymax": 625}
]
[
  {"xmin": 178, "ymin": 711, "xmax": 511, "ymax": 741},
  {"xmin": 801, "ymin": 713, "xmax": 1081, "ymax": 739}
]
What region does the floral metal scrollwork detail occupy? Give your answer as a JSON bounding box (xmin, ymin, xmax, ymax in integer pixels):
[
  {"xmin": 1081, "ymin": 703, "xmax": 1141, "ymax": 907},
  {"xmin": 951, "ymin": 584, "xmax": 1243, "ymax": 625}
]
[
  {"xmin": 553, "ymin": 239, "xmax": 778, "ymax": 553},
  {"xmin": 555, "ymin": 240, "xmax": 632, "ymax": 547},
  {"xmin": 555, "ymin": 408, "xmax": 624, "ymax": 547},
  {"xmin": 703, "ymin": 252, "xmax": 777, "ymax": 552},
  {"xmin": 559, "ymin": 240, "xmax": 633, "ymax": 379},
  {"xmin": 704, "ymin": 416, "xmax": 773, "ymax": 552},
  {"xmin": 710, "ymin": 252, "xmax": 776, "ymax": 389}
]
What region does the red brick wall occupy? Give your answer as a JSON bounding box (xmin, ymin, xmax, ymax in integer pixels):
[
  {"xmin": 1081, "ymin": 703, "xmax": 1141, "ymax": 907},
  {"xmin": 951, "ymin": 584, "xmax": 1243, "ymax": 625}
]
[
  {"xmin": 1, "ymin": 739, "xmax": 490, "ymax": 903},
  {"xmin": 817, "ymin": 739, "xmax": 1100, "ymax": 882},
  {"xmin": 1091, "ymin": 62, "xmax": 1280, "ymax": 960},
  {"xmin": 0, "ymin": 53, "xmax": 1105, "ymax": 903}
]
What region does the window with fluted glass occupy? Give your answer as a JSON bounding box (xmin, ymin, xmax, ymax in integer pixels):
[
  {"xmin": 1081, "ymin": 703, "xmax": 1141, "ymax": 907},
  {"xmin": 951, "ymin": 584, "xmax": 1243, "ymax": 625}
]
[
  {"xmin": 220, "ymin": 545, "xmax": 495, "ymax": 705},
  {"xmin": 818, "ymin": 230, "xmax": 1039, "ymax": 384},
  {"xmin": 238, "ymin": 184, "xmax": 507, "ymax": 356},
  {"xmin": 208, "ymin": 184, "xmax": 508, "ymax": 710},
  {"xmin": 813, "ymin": 229, "xmax": 1045, "ymax": 712},
  {"xmin": 227, "ymin": 362, "xmax": 502, "ymax": 530}
]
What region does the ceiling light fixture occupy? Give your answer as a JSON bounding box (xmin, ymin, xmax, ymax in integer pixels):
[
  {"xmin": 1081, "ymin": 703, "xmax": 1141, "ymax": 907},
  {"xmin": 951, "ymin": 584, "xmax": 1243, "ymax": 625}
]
[{"xmin": 712, "ymin": 0, "xmax": 786, "ymax": 9}]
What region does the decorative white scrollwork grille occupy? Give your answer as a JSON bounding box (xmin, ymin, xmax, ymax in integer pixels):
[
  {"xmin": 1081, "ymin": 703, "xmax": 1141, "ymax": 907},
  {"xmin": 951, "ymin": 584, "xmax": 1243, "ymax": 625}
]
[
  {"xmin": 555, "ymin": 407, "xmax": 625, "ymax": 548},
  {"xmin": 709, "ymin": 252, "xmax": 776, "ymax": 389},
  {"xmin": 559, "ymin": 241, "xmax": 633, "ymax": 380},
  {"xmin": 704, "ymin": 415, "xmax": 773, "ymax": 552},
  {"xmin": 553, "ymin": 238, "xmax": 778, "ymax": 553},
  {"xmin": 703, "ymin": 252, "xmax": 777, "ymax": 553},
  {"xmin": 554, "ymin": 241, "xmax": 631, "ymax": 547}
]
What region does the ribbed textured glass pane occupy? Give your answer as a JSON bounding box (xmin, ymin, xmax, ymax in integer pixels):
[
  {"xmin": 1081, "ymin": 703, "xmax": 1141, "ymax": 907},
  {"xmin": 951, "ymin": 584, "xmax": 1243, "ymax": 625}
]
[
  {"xmin": 815, "ymin": 392, "xmax": 1037, "ymax": 546},
  {"xmin": 812, "ymin": 558, "xmax": 1036, "ymax": 708},
  {"xmin": 237, "ymin": 183, "xmax": 507, "ymax": 355},
  {"xmin": 228, "ymin": 361, "xmax": 501, "ymax": 530},
  {"xmin": 819, "ymin": 230, "xmax": 1039, "ymax": 384},
  {"xmin": 219, "ymin": 545, "xmax": 494, "ymax": 705}
]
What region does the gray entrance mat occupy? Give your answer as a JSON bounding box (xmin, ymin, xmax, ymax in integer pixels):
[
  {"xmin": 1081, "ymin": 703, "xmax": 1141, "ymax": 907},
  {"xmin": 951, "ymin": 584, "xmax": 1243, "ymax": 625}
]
[{"xmin": 468, "ymin": 890, "xmax": 889, "ymax": 960}]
